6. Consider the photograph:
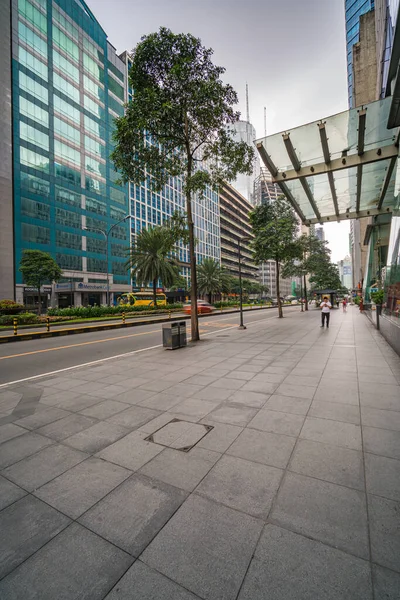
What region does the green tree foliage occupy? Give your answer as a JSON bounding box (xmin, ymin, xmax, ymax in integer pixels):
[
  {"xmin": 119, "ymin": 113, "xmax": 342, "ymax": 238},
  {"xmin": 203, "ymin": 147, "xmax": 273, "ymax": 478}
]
[
  {"xmin": 309, "ymin": 260, "xmax": 342, "ymax": 291},
  {"xmin": 111, "ymin": 27, "xmax": 254, "ymax": 341},
  {"xmin": 19, "ymin": 250, "xmax": 62, "ymax": 315},
  {"xmin": 250, "ymin": 198, "xmax": 300, "ymax": 317},
  {"xmin": 196, "ymin": 258, "xmax": 232, "ymax": 303}
]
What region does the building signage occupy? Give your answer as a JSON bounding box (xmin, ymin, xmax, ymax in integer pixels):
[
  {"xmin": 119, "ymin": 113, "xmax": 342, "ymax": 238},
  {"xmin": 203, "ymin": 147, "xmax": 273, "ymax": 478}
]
[
  {"xmin": 77, "ymin": 283, "xmax": 107, "ymax": 291},
  {"xmin": 343, "ymin": 266, "xmax": 352, "ymax": 275},
  {"xmin": 24, "ymin": 286, "xmax": 52, "ymax": 293}
]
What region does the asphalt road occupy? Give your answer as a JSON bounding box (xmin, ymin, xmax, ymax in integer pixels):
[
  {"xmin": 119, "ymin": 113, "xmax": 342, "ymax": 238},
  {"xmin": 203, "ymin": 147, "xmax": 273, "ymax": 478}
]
[{"xmin": 0, "ymin": 307, "xmax": 296, "ymax": 386}]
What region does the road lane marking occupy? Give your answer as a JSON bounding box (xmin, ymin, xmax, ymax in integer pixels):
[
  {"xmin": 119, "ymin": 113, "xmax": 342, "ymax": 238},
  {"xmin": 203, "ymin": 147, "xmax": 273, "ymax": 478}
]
[{"xmin": 0, "ymin": 312, "xmax": 284, "ymax": 388}]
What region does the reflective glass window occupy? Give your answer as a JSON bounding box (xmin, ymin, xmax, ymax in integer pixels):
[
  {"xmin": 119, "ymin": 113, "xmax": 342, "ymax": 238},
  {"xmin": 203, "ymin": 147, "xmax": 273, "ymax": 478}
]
[
  {"xmin": 83, "ymin": 75, "xmax": 104, "ymax": 103},
  {"xmin": 108, "ymin": 94, "xmax": 124, "ymax": 116},
  {"xmin": 53, "ymin": 94, "xmax": 80, "ymax": 123},
  {"xmin": 84, "ymin": 94, "xmax": 104, "ymax": 119},
  {"xmin": 84, "ymin": 115, "xmax": 105, "ymax": 139},
  {"xmin": 110, "ymin": 207, "xmax": 126, "ymax": 221},
  {"xmin": 56, "ymin": 207, "xmax": 80, "ymax": 228},
  {"xmin": 18, "ymin": 0, "xmax": 47, "ymax": 34},
  {"xmin": 86, "ymin": 216, "xmax": 106, "ymax": 231},
  {"xmin": 52, "ymin": 6, "xmax": 78, "ymax": 39},
  {"xmin": 54, "ymin": 117, "xmax": 80, "ymax": 145},
  {"xmin": 83, "ymin": 53, "xmax": 104, "ymax": 83},
  {"xmin": 108, "ymin": 77, "xmax": 124, "ymax": 101},
  {"xmin": 18, "ymin": 46, "xmax": 47, "ymax": 80},
  {"xmin": 84, "ymin": 135, "xmax": 106, "ymax": 159},
  {"xmin": 18, "ymin": 21, "xmax": 47, "ymax": 58},
  {"xmin": 85, "ymin": 155, "xmax": 106, "ymax": 178},
  {"xmin": 55, "ymin": 185, "xmax": 81, "ymax": 207},
  {"xmin": 53, "ymin": 73, "xmax": 80, "ymax": 103},
  {"xmin": 85, "ymin": 176, "xmax": 106, "ymax": 196},
  {"xmin": 21, "ymin": 196, "xmax": 50, "ymax": 220},
  {"xmin": 53, "ymin": 25, "xmax": 79, "ymax": 62},
  {"xmin": 56, "ymin": 253, "xmax": 82, "ymax": 270},
  {"xmin": 55, "ymin": 162, "xmax": 81, "ymax": 187},
  {"xmin": 53, "ymin": 50, "xmax": 79, "ymax": 82},
  {"xmin": 111, "ymin": 243, "xmax": 126, "ymax": 257},
  {"xmin": 85, "ymin": 197, "xmax": 106, "ymax": 215},
  {"xmin": 110, "ymin": 187, "xmax": 125, "ymax": 205},
  {"xmin": 112, "ymin": 261, "xmax": 128, "ymax": 275},
  {"xmin": 20, "ymin": 122, "xmax": 49, "ymax": 150},
  {"xmin": 22, "ymin": 222, "xmax": 50, "ymax": 244},
  {"xmin": 54, "ymin": 140, "xmax": 81, "ymax": 166},
  {"xmin": 20, "ymin": 147, "xmax": 49, "ymax": 172},
  {"xmin": 21, "ymin": 171, "xmax": 49, "ymax": 196},
  {"xmin": 83, "ymin": 37, "xmax": 104, "ymax": 61},
  {"xmin": 19, "ymin": 96, "xmax": 48, "ymax": 126},
  {"xmin": 108, "ymin": 60, "xmax": 124, "ymax": 82},
  {"xmin": 56, "ymin": 230, "xmax": 81, "ymax": 250},
  {"xmin": 87, "ymin": 257, "xmax": 107, "ymax": 273},
  {"xmin": 87, "ymin": 238, "xmax": 105, "ymax": 253},
  {"xmin": 19, "ymin": 71, "xmax": 48, "ymax": 103}
]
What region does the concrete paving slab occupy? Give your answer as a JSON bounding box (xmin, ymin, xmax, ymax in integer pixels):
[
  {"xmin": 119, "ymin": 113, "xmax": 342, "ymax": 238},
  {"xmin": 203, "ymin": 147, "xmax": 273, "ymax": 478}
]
[
  {"xmin": 0, "ymin": 431, "xmax": 53, "ymax": 469},
  {"xmin": 64, "ymin": 421, "xmax": 130, "ymax": 454},
  {"xmin": 300, "ymin": 416, "xmax": 362, "ymax": 450},
  {"xmin": 107, "ymin": 406, "xmax": 161, "ymax": 429},
  {"xmin": 35, "ymin": 413, "xmax": 97, "ymax": 441},
  {"xmin": 238, "ymin": 524, "xmax": 372, "ymax": 600},
  {"xmin": 361, "ymin": 406, "xmax": 400, "ymax": 432},
  {"xmin": 197, "ymin": 420, "xmax": 242, "ymax": 452},
  {"xmin": 275, "ymin": 383, "xmax": 316, "ymax": 399},
  {"xmin": 248, "ymin": 408, "xmax": 305, "ymax": 437},
  {"xmin": 368, "ymin": 494, "xmax": 400, "ymax": 573},
  {"xmin": 96, "ymin": 430, "xmax": 164, "ymax": 470},
  {"xmin": 372, "ymin": 565, "xmax": 400, "ymax": 599},
  {"xmin": 0, "ymin": 423, "xmax": 26, "ymax": 444},
  {"xmin": 264, "ymin": 394, "xmax": 311, "ymax": 415},
  {"xmin": 228, "ymin": 390, "xmax": 270, "ymax": 408},
  {"xmin": 0, "ymin": 522, "xmax": 133, "ymax": 600},
  {"xmin": 80, "ymin": 399, "xmax": 131, "ymax": 419},
  {"xmin": 208, "ymin": 404, "xmax": 258, "ymax": 426},
  {"xmin": 363, "ymin": 426, "xmax": 400, "ymax": 460},
  {"xmin": 365, "ymin": 453, "xmax": 400, "ymax": 501},
  {"xmin": 309, "ymin": 400, "xmax": 361, "ymax": 425},
  {"xmin": 14, "ymin": 406, "xmax": 71, "ymax": 430},
  {"xmin": 227, "ymin": 427, "xmax": 295, "ymax": 469},
  {"xmin": 79, "ymin": 473, "xmax": 187, "ymax": 556},
  {"xmin": 141, "ymin": 493, "xmax": 263, "ymax": 600},
  {"xmin": 0, "ymin": 475, "xmax": 26, "ymax": 511}
]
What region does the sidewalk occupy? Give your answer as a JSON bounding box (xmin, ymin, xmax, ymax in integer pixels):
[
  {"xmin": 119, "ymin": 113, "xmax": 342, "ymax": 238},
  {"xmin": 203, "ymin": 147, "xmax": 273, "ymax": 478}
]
[{"xmin": 0, "ymin": 306, "xmax": 399, "ymax": 599}]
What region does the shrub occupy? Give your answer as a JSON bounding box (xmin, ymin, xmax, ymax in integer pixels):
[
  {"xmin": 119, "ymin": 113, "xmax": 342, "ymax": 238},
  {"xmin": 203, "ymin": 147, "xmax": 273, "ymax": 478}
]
[
  {"xmin": 0, "ymin": 300, "xmax": 26, "ymax": 315},
  {"xmin": 46, "ymin": 303, "xmax": 183, "ymax": 318},
  {"xmin": 371, "ymin": 289, "xmax": 384, "ymax": 304},
  {"xmin": 0, "ymin": 312, "xmax": 38, "ymax": 325}
]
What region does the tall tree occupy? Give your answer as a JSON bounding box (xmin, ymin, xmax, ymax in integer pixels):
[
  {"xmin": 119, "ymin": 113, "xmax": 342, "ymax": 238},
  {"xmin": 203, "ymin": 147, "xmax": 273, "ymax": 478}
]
[
  {"xmin": 250, "ymin": 198, "xmax": 300, "ymax": 318},
  {"xmin": 197, "ymin": 258, "xmax": 231, "ymax": 303},
  {"xmin": 19, "ymin": 250, "xmax": 62, "ymax": 315},
  {"xmin": 309, "ymin": 260, "xmax": 342, "ymax": 291},
  {"xmin": 111, "ymin": 27, "xmax": 254, "ymax": 341}
]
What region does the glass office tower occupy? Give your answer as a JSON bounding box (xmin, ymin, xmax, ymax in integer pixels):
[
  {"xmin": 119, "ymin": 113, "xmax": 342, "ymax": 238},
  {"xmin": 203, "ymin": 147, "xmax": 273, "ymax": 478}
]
[
  {"xmin": 11, "ymin": 0, "xmax": 131, "ymax": 308},
  {"xmin": 345, "ymin": 0, "xmax": 375, "ymax": 107}
]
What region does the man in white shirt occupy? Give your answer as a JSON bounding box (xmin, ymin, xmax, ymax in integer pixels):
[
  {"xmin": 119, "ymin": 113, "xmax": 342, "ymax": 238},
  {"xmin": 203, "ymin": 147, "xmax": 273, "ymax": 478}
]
[{"xmin": 320, "ymin": 296, "xmax": 332, "ymax": 328}]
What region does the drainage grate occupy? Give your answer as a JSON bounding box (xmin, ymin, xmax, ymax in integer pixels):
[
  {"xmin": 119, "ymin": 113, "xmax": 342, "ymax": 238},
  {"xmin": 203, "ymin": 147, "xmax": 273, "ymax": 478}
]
[{"xmin": 145, "ymin": 418, "xmax": 213, "ymax": 452}]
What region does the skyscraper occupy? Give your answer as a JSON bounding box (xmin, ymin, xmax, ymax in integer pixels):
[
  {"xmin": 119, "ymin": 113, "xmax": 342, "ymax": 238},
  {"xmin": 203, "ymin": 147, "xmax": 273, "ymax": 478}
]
[{"xmin": 345, "ymin": 0, "xmax": 375, "ymax": 107}]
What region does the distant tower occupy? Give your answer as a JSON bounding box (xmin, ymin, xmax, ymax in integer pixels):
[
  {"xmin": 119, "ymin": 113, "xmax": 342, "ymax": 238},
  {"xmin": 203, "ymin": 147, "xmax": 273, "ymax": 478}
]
[{"xmin": 246, "ymin": 82, "xmax": 250, "ymax": 123}]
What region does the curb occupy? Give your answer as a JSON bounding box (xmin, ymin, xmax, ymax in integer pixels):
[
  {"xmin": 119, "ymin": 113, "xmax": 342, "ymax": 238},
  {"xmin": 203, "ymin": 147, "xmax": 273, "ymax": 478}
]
[{"xmin": 0, "ymin": 305, "xmax": 285, "ymax": 344}]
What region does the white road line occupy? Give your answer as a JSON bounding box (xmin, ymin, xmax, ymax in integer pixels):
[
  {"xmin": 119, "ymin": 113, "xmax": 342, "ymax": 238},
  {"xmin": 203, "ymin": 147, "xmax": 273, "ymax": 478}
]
[{"xmin": 0, "ymin": 312, "xmax": 282, "ymax": 389}]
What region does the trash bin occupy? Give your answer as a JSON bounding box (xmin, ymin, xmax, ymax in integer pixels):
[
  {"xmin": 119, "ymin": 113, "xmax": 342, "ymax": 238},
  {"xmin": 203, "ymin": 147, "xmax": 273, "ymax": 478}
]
[{"xmin": 162, "ymin": 321, "xmax": 187, "ymax": 350}]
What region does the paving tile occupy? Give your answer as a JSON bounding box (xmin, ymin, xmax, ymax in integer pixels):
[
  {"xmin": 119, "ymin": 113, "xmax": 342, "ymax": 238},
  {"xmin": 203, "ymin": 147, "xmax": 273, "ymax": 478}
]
[
  {"xmin": 64, "ymin": 422, "xmax": 129, "ymax": 453},
  {"xmin": 313, "ymin": 386, "xmax": 359, "ymax": 405},
  {"xmin": 208, "ymin": 404, "xmax": 258, "ymax": 426},
  {"xmin": 141, "ymin": 493, "xmax": 263, "ymax": 600},
  {"xmin": 369, "ymin": 494, "xmax": 400, "ymax": 573},
  {"xmin": 0, "ymin": 495, "xmax": 70, "ymax": 579},
  {"xmin": 107, "ymin": 406, "xmax": 161, "ymax": 429},
  {"xmin": 275, "ymin": 383, "xmax": 316, "ymax": 399},
  {"xmin": 372, "ymin": 564, "xmax": 400, "ymax": 600},
  {"xmin": 361, "ymin": 406, "xmax": 400, "ymax": 432},
  {"xmin": 365, "ymin": 453, "xmax": 400, "ymax": 502},
  {"xmin": 0, "ymin": 522, "xmax": 133, "ymax": 600},
  {"xmin": 282, "ymin": 374, "xmax": 322, "ymax": 387},
  {"xmin": 363, "ymin": 426, "xmax": 400, "ymax": 460},
  {"xmin": 289, "ymin": 439, "xmax": 364, "ymax": 490},
  {"xmin": 2, "ymin": 444, "xmax": 88, "ymax": 492},
  {"xmin": 225, "ymin": 371, "xmax": 256, "ymax": 381},
  {"xmin": 113, "ymin": 388, "xmax": 158, "ymax": 405},
  {"xmin": 193, "ymin": 386, "xmax": 235, "ymax": 401},
  {"xmin": 151, "ymin": 383, "xmax": 203, "ymax": 397},
  {"xmin": 46, "ymin": 393, "xmax": 100, "ymax": 412},
  {"xmin": 300, "ymin": 416, "xmax": 362, "ymax": 450},
  {"xmin": 197, "ymin": 420, "xmax": 242, "ymax": 452},
  {"xmin": 0, "ymin": 423, "xmax": 26, "ymax": 444},
  {"xmin": 248, "ymin": 409, "xmax": 305, "ymax": 437},
  {"xmin": 140, "ymin": 447, "xmax": 218, "ymax": 491},
  {"xmin": 210, "ymin": 377, "xmax": 245, "ymax": 391},
  {"xmin": 80, "ymin": 473, "xmax": 187, "ymax": 556},
  {"xmin": 264, "ymin": 394, "xmax": 311, "ymax": 415},
  {"xmin": 227, "ymin": 427, "xmax": 295, "ymax": 469},
  {"xmin": 0, "ymin": 432, "xmax": 53, "ymax": 469},
  {"xmin": 14, "ymin": 407, "xmax": 70, "ymax": 430},
  {"xmin": 359, "ymin": 382, "xmax": 400, "ymax": 398},
  {"xmin": 270, "ymin": 472, "xmax": 369, "ymax": 559},
  {"xmin": 35, "ymin": 414, "xmax": 97, "ymax": 441},
  {"xmin": 138, "ymin": 392, "xmax": 182, "ymax": 411},
  {"xmin": 360, "ymin": 392, "xmax": 400, "ymax": 412},
  {"xmin": 238, "ymin": 524, "xmax": 372, "ymax": 600},
  {"xmin": 96, "ymin": 430, "xmax": 164, "ymax": 470},
  {"xmin": 228, "ymin": 390, "xmax": 270, "ymax": 408},
  {"xmin": 105, "ymin": 560, "xmax": 198, "ymax": 600},
  {"xmin": 85, "ymin": 384, "xmax": 131, "ymax": 399},
  {"xmin": 240, "ymin": 380, "xmax": 280, "ymax": 394},
  {"xmin": 0, "ymin": 475, "xmax": 26, "ymax": 511},
  {"xmin": 309, "ymin": 400, "xmax": 360, "ymax": 425},
  {"xmin": 80, "ymin": 399, "xmax": 131, "ymax": 419},
  {"xmin": 172, "ymin": 398, "xmax": 220, "ymax": 419},
  {"xmin": 197, "ymin": 455, "xmax": 282, "ymax": 518},
  {"xmin": 34, "ymin": 457, "xmax": 131, "ymax": 519}
]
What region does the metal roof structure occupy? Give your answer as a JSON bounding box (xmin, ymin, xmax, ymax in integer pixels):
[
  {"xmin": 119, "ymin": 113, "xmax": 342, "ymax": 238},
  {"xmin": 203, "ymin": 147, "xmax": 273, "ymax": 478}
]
[{"xmin": 256, "ymin": 96, "xmax": 399, "ymax": 225}]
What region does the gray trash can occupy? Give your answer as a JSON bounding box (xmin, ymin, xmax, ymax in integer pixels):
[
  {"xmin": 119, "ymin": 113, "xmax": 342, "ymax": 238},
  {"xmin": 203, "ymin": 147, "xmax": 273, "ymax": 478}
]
[{"xmin": 162, "ymin": 321, "xmax": 187, "ymax": 350}]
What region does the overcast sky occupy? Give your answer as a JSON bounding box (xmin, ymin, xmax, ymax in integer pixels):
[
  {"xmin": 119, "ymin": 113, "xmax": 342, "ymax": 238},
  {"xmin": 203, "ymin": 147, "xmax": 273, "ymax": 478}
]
[{"xmin": 88, "ymin": 0, "xmax": 351, "ymax": 262}]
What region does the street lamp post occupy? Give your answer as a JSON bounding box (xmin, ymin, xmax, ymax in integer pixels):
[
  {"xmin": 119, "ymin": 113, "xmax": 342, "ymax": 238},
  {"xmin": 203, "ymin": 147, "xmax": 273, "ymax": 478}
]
[
  {"xmin": 238, "ymin": 236, "xmax": 250, "ymax": 330},
  {"xmin": 84, "ymin": 214, "xmax": 131, "ymax": 306}
]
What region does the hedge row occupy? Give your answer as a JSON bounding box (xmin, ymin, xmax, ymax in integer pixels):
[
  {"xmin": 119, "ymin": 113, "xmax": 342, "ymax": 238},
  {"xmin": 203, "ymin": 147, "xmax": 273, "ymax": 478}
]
[
  {"xmin": 0, "ymin": 313, "xmax": 38, "ymax": 325},
  {"xmin": 47, "ymin": 303, "xmax": 183, "ymax": 318}
]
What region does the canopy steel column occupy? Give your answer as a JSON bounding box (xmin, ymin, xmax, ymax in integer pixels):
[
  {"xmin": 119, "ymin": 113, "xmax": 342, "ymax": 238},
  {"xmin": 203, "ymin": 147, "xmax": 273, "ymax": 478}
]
[{"xmin": 318, "ymin": 122, "xmax": 339, "ymax": 219}]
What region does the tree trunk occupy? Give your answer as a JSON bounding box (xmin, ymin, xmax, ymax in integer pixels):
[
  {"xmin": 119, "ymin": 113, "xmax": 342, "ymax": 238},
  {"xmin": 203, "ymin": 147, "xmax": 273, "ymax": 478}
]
[
  {"xmin": 303, "ymin": 274, "xmax": 308, "ymax": 311},
  {"xmin": 185, "ymin": 178, "xmax": 199, "ymax": 340},
  {"xmin": 276, "ymin": 260, "xmax": 283, "ymax": 318},
  {"xmin": 153, "ymin": 278, "xmax": 157, "ymax": 307},
  {"xmin": 37, "ymin": 281, "xmax": 42, "ymax": 316},
  {"xmin": 208, "ymin": 292, "xmax": 212, "ymax": 304}
]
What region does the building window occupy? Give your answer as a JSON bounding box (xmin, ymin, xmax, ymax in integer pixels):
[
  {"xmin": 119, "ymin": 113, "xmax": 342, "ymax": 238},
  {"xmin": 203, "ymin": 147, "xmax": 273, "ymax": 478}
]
[
  {"xmin": 53, "ymin": 73, "xmax": 80, "ymax": 103},
  {"xmin": 21, "ymin": 171, "xmax": 49, "ymax": 197},
  {"xmin": 55, "ymin": 162, "xmax": 81, "ymax": 187},
  {"xmin": 56, "ymin": 253, "xmax": 82, "ymax": 270},
  {"xmin": 83, "ymin": 53, "xmax": 104, "ymax": 83},
  {"xmin": 85, "ymin": 197, "xmax": 106, "ymax": 215},
  {"xmin": 54, "ymin": 140, "xmax": 81, "ymax": 166},
  {"xmin": 55, "ymin": 185, "xmax": 81, "ymax": 207},
  {"xmin": 18, "ymin": 46, "xmax": 47, "ymax": 81},
  {"xmin": 20, "ymin": 147, "xmax": 49, "ymax": 172},
  {"xmin": 110, "ymin": 187, "xmax": 125, "ymax": 205},
  {"xmin": 111, "ymin": 243, "xmax": 126, "ymax": 257},
  {"xmin": 108, "ymin": 77, "xmax": 124, "ymax": 101},
  {"xmin": 53, "ymin": 25, "xmax": 79, "ymax": 62},
  {"xmin": 53, "ymin": 94, "xmax": 80, "ymax": 123},
  {"xmin": 83, "ymin": 75, "xmax": 104, "ymax": 103},
  {"xmin": 56, "ymin": 230, "xmax": 81, "ymax": 250},
  {"xmin": 22, "ymin": 222, "xmax": 50, "ymax": 244},
  {"xmin": 84, "ymin": 135, "xmax": 106, "ymax": 159},
  {"xmin": 19, "ymin": 71, "xmax": 48, "ymax": 104},
  {"xmin": 52, "ymin": 6, "xmax": 78, "ymax": 40},
  {"xmin": 87, "ymin": 257, "xmax": 107, "ymax": 273},
  {"xmin": 53, "ymin": 50, "xmax": 79, "ymax": 82},
  {"xmin": 84, "ymin": 95, "xmax": 104, "ymax": 119},
  {"xmin": 18, "ymin": 21, "xmax": 47, "ymax": 58},
  {"xmin": 112, "ymin": 261, "xmax": 128, "ymax": 275},
  {"xmin": 86, "ymin": 216, "xmax": 106, "ymax": 231},
  {"xmin": 18, "ymin": 0, "xmax": 47, "ymax": 34},
  {"xmin": 20, "ymin": 122, "xmax": 49, "ymax": 150},
  {"xmin": 83, "ymin": 37, "xmax": 104, "ymax": 61},
  {"xmin": 87, "ymin": 238, "xmax": 105, "ymax": 253},
  {"xmin": 108, "ymin": 94, "xmax": 124, "ymax": 116},
  {"xmin": 85, "ymin": 176, "xmax": 106, "ymax": 196},
  {"xmin": 84, "ymin": 115, "xmax": 105, "ymax": 139},
  {"xmin": 108, "ymin": 60, "xmax": 124, "ymax": 82},
  {"xmin": 21, "ymin": 197, "xmax": 50, "ymax": 221},
  {"xmin": 19, "ymin": 97, "xmax": 48, "ymax": 127},
  {"xmin": 54, "ymin": 117, "xmax": 80, "ymax": 145},
  {"xmin": 55, "ymin": 207, "xmax": 81, "ymax": 228},
  {"xmin": 85, "ymin": 155, "xmax": 106, "ymax": 178}
]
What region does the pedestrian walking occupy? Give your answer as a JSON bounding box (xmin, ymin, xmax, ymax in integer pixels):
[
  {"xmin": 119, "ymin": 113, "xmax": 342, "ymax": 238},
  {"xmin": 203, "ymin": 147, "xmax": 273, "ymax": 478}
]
[
  {"xmin": 336, "ymin": 299, "xmax": 340, "ymax": 308},
  {"xmin": 342, "ymin": 298, "xmax": 347, "ymax": 312},
  {"xmin": 320, "ymin": 295, "xmax": 332, "ymax": 328}
]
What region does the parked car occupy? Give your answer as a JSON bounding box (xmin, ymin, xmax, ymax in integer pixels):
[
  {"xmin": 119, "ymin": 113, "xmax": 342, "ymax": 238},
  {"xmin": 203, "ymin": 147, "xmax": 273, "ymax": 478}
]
[
  {"xmin": 183, "ymin": 300, "xmax": 214, "ymax": 314},
  {"xmin": 291, "ymin": 300, "xmax": 299, "ymax": 305}
]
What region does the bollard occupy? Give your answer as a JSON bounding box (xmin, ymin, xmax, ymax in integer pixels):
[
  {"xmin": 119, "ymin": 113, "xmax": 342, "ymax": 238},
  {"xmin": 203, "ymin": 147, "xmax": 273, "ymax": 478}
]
[
  {"xmin": 122, "ymin": 312, "xmax": 125, "ymax": 324},
  {"xmin": 169, "ymin": 310, "xmax": 171, "ymax": 319},
  {"xmin": 13, "ymin": 318, "xmax": 18, "ymax": 336},
  {"xmin": 220, "ymin": 305, "xmax": 223, "ymax": 314},
  {"xmin": 46, "ymin": 317, "xmax": 50, "ymax": 332}
]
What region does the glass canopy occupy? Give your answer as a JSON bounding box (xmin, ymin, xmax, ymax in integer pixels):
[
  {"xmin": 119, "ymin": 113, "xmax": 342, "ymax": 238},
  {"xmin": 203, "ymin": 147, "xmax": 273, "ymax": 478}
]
[{"xmin": 255, "ymin": 96, "xmax": 399, "ymax": 224}]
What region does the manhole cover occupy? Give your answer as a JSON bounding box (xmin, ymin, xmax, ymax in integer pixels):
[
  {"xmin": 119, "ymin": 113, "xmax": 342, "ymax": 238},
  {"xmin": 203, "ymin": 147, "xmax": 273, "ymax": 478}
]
[{"xmin": 145, "ymin": 419, "xmax": 213, "ymax": 452}]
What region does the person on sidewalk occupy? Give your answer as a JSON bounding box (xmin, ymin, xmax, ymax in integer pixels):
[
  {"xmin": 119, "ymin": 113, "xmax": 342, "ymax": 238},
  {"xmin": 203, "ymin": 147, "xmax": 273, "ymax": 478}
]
[
  {"xmin": 342, "ymin": 298, "xmax": 347, "ymax": 312},
  {"xmin": 320, "ymin": 295, "xmax": 332, "ymax": 328}
]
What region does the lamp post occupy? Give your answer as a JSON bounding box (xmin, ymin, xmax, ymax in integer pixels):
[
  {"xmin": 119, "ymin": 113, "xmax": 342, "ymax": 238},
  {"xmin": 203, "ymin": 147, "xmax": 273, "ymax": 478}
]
[
  {"xmin": 238, "ymin": 236, "xmax": 250, "ymax": 330},
  {"xmin": 84, "ymin": 214, "xmax": 131, "ymax": 306}
]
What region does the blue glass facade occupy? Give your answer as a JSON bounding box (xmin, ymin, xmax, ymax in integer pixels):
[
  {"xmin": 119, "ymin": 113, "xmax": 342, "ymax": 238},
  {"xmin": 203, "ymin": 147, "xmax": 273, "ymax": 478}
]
[
  {"xmin": 11, "ymin": 0, "xmax": 131, "ymax": 306},
  {"xmin": 345, "ymin": 0, "xmax": 375, "ymax": 107}
]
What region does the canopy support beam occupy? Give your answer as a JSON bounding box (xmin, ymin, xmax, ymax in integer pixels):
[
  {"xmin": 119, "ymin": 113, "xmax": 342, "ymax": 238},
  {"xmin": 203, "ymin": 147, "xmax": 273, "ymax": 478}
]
[
  {"xmin": 358, "ymin": 109, "xmax": 367, "ymax": 156},
  {"xmin": 318, "ymin": 122, "xmax": 340, "ymax": 219},
  {"xmin": 377, "ymin": 156, "xmax": 397, "ymax": 209},
  {"xmin": 256, "ymin": 143, "xmax": 278, "ymax": 177},
  {"xmin": 356, "ymin": 165, "xmax": 363, "ymax": 213},
  {"xmin": 306, "ymin": 206, "xmax": 392, "ymax": 225}
]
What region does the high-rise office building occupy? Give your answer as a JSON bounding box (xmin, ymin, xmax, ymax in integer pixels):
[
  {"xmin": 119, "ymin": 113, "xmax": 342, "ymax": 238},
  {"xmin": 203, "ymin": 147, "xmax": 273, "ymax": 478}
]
[
  {"xmin": 345, "ymin": 0, "xmax": 375, "ymax": 107},
  {"xmin": 315, "ymin": 226, "xmax": 325, "ymax": 242},
  {"xmin": 338, "ymin": 256, "xmax": 353, "ymax": 290},
  {"xmin": 1, "ymin": 0, "xmax": 132, "ymax": 308}
]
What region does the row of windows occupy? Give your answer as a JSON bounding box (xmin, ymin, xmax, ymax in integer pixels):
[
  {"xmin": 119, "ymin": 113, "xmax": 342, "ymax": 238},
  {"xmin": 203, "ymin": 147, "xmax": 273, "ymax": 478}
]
[
  {"xmin": 20, "ymin": 121, "xmax": 49, "ymax": 150},
  {"xmin": 56, "ymin": 231, "xmax": 81, "ymax": 250},
  {"xmin": 53, "ymin": 72, "xmax": 80, "ymax": 103},
  {"xmin": 84, "ymin": 94, "xmax": 105, "ymax": 119},
  {"xmin": 18, "ymin": 21, "xmax": 47, "ymax": 58},
  {"xmin": 20, "ymin": 71, "xmax": 48, "ymax": 103},
  {"xmin": 84, "ymin": 114, "xmax": 105, "ymax": 139},
  {"xmin": 85, "ymin": 135, "xmax": 106, "ymax": 159},
  {"xmin": 108, "ymin": 77, "xmax": 124, "ymax": 102},
  {"xmin": 21, "ymin": 147, "xmax": 49, "ymax": 172},
  {"xmin": 83, "ymin": 36, "xmax": 104, "ymax": 61},
  {"xmin": 83, "ymin": 53, "xmax": 104, "ymax": 84},
  {"xmin": 53, "ymin": 25, "xmax": 79, "ymax": 62},
  {"xmin": 20, "ymin": 96, "xmax": 48, "ymax": 126},
  {"xmin": 21, "ymin": 171, "xmax": 49, "ymax": 196},
  {"xmin": 53, "ymin": 49, "xmax": 79, "ymax": 83},
  {"xmin": 53, "ymin": 5, "xmax": 79, "ymax": 40},
  {"xmin": 19, "ymin": 0, "xmax": 47, "ymax": 34},
  {"xmin": 54, "ymin": 116, "xmax": 80, "ymax": 145},
  {"xmin": 54, "ymin": 94, "xmax": 80, "ymax": 123},
  {"xmin": 55, "ymin": 140, "xmax": 81, "ymax": 166},
  {"xmin": 21, "ymin": 196, "xmax": 50, "ymax": 220},
  {"xmin": 84, "ymin": 75, "xmax": 105, "ymax": 103},
  {"xmin": 108, "ymin": 94, "xmax": 124, "ymax": 116},
  {"xmin": 19, "ymin": 46, "xmax": 47, "ymax": 81}
]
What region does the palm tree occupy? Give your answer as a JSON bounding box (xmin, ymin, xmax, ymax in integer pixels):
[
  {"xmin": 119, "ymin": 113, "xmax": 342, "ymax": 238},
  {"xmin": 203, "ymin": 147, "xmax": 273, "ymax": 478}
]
[
  {"xmin": 126, "ymin": 227, "xmax": 178, "ymax": 306},
  {"xmin": 197, "ymin": 258, "xmax": 228, "ymax": 304}
]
